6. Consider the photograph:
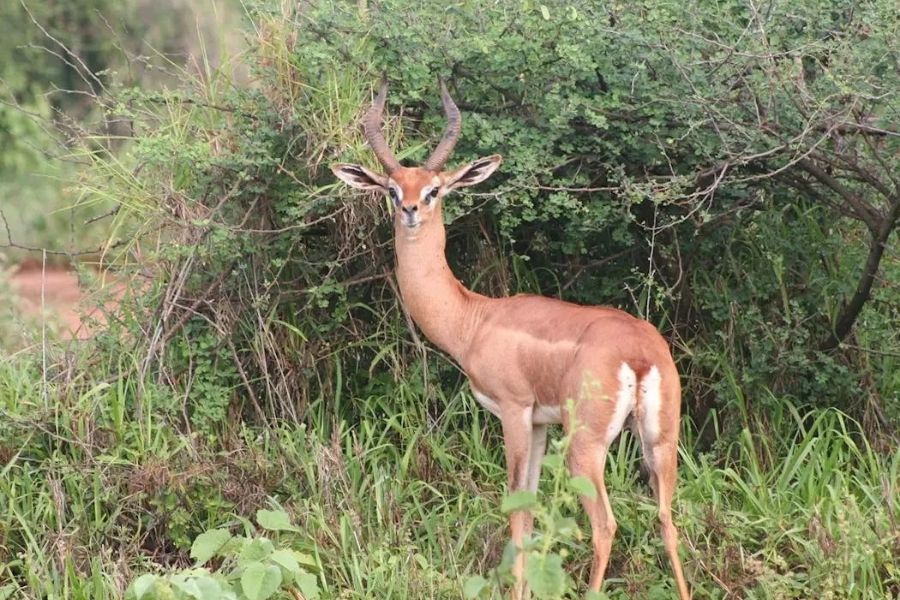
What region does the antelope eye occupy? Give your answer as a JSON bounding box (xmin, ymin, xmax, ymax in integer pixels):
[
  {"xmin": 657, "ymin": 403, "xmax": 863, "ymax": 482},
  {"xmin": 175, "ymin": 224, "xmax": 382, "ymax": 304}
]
[
  {"xmin": 424, "ymin": 187, "xmax": 439, "ymax": 204},
  {"xmin": 388, "ymin": 187, "xmax": 400, "ymax": 204}
]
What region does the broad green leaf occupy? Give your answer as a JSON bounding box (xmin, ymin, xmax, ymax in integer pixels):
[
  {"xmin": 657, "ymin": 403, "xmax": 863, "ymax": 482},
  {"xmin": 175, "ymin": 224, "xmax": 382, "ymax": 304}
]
[
  {"xmin": 648, "ymin": 583, "xmax": 672, "ymax": 600},
  {"xmin": 256, "ymin": 509, "xmax": 298, "ymax": 532},
  {"xmin": 501, "ymin": 490, "xmax": 537, "ymax": 513},
  {"xmin": 586, "ymin": 592, "xmax": 611, "ymax": 600},
  {"xmin": 499, "ymin": 540, "xmax": 519, "ymax": 570},
  {"xmin": 129, "ymin": 574, "xmax": 158, "ymax": 600},
  {"xmin": 220, "ymin": 534, "xmax": 248, "ymax": 556},
  {"xmin": 463, "ymin": 575, "xmax": 489, "ymax": 598},
  {"xmin": 540, "ymin": 5, "xmax": 550, "ymax": 20},
  {"xmin": 170, "ymin": 574, "xmax": 203, "ymax": 599},
  {"xmin": 212, "ymin": 581, "xmax": 238, "ymax": 600},
  {"xmin": 193, "ymin": 575, "xmax": 229, "ymax": 600},
  {"xmin": 293, "ymin": 551, "xmax": 317, "ymax": 569},
  {"xmin": 241, "ymin": 563, "xmax": 282, "ymax": 600},
  {"xmin": 525, "ymin": 553, "xmax": 566, "ymax": 598},
  {"xmin": 270, "ymin": 548, "xmax": 302, "ymax": 583},
  {"xmin": 190, "ymin": 529, "xmax": 232, "ymax": 565},
  {"xmin": 296, "ymin": 569, "xmax": 320, "ymax": 600},
  {"xmin": 552, "ymin": 516, "xmax": 579, "ymax": 537},
  {"xmin": 541, "ymin": 454, "xmax": 564, "ymax": 471},
  {"xmin": 569, "ymin": 475, "xmax": 598, "ymax": 500},
  {"xmin": 238, "ymin": 538, "xmax": 275, "ymax": 568},
  {"xmin": 153, "ymin": 582, "xmax": 177, "ymax": 600}
]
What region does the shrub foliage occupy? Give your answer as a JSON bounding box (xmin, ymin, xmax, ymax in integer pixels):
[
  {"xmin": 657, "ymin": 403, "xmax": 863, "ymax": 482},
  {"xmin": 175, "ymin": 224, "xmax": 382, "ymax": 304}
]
[
  {"xmin": 82, "ymin": 0, "xmax": 897, "ymax": 430},
  {"xmin": 0, "ymin": 1, "xmax": 898, "ymax": 598}
]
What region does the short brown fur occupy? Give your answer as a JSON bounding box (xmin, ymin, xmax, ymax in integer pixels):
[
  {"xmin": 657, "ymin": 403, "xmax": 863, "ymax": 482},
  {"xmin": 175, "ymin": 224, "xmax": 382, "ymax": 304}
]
[{"xmin": 332, "ymin": 87, "xmax": 691, "ymax": 599}]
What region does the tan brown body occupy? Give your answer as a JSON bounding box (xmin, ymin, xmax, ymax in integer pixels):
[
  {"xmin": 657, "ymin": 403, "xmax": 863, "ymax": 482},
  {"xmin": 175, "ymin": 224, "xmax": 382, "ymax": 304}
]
[
  {"xmin": 396, "ymin": 211, "xmax": 679, "ymax": 425},
  {"xmin": 333, "ymin": 80, "xmax": 691, "ymax": 599}
]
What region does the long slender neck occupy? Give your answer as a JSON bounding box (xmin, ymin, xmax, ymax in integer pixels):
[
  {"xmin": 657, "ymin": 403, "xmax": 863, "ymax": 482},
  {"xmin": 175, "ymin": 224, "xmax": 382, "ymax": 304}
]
[{"xmin": 394, "ymin": 219, "xmax": 484, "ymax": 362}]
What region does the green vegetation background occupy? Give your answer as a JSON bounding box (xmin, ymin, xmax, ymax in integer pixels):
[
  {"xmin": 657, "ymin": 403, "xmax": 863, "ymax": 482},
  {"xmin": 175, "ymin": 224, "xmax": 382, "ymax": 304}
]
[{"xmin": 0, "ymin": 1, "xmax": 897, "ymax": 598}]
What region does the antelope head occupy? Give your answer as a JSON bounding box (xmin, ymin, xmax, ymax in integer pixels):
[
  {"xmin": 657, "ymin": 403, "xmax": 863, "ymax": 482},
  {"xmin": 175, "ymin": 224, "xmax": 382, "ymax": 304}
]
[{"xmin": 332, "ymin": 78, "xmax": 502, "ymax": 234}]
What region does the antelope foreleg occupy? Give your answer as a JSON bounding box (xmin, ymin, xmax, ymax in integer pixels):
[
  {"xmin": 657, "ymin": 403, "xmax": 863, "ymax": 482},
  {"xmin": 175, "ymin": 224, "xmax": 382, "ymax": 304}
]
[{"xmin": 501, "ymin": 408, "xmax": 533, "ymax": 600}]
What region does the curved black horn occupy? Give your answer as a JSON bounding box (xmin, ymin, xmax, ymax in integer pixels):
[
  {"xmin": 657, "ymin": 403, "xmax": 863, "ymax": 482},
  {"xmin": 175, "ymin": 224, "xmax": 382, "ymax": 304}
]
[
  {"xmin": 423, "ymin": 78, "xmax": 462, "ymax": 172},
  {"xmin": 362, "ymin": 75, "xmax": 401, "ymax": 173}
]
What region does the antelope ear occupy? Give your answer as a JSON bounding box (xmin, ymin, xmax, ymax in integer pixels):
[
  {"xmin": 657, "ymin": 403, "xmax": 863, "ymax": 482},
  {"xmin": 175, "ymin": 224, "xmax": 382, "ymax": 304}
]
[
  {"xmin": 443, "ymin": 154, "xmax": 503, "ymax": 190},
  {"xmin": 331, "ymin": 163, "xmax": 388, "ymax": 190}
]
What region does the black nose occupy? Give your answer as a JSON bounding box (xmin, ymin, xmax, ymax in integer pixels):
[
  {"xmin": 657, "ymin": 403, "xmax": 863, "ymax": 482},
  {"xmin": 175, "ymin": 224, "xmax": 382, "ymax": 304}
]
[{"xmin": 401, "ymin": 205, "xmax": 418, "ymax": 215}]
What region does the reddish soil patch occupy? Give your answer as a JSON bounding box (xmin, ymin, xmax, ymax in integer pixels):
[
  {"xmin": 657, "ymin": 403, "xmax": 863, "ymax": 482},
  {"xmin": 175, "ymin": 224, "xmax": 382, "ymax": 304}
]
[{"xmin": 10, "ymin": 265, "xmax": 118, "ymax": 339}]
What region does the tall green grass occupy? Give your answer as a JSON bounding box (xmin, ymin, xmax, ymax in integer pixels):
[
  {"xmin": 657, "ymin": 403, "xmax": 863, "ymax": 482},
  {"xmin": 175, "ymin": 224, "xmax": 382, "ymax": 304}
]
[
  {"xmin": 1, "ymin": 349, "xmax": 897, "ymax": 599},
  {"xmin": 1, "ymin": 3, "xmax": 896, "ymax": 599}
]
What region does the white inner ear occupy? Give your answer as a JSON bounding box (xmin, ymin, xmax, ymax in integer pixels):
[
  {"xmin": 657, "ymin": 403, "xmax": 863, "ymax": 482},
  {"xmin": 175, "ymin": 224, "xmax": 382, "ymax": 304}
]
[
  {"xmin": 332, "ymin": 164, "xmax": 388, "ymax": 190},
  {"xmin": 446, "ymin": 156, "xmax": 501, "ymax": 189}
]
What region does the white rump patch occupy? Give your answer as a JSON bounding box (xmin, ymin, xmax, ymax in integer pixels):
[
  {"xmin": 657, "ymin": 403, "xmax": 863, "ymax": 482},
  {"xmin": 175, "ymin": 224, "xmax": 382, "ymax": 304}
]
[
  {"xmin": 606, "ymin": 363, "xmax": 637, "ymax": 444},
  {"xmin": 639, "ymin": 365, "xmax": 662, "ymax": 443}
]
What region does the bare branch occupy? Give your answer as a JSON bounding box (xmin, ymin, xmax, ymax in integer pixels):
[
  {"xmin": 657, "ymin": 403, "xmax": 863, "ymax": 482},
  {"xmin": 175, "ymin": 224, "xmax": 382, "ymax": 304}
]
[
  {"xmin": 797, "ymin": 159, "xmax": 881, "ymax": 232},
  {"xmin": 1, "ymin": 208, "xmax": 124, "ymax": 257},
  {"xmin": 822, "ymin": 196, "xmax": 899, "ymax": 350}
]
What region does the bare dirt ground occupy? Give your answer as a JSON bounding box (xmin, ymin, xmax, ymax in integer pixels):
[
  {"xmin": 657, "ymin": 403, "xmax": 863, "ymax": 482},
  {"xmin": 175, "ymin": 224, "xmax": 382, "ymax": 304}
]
[{"xmin": 9, "ymin": 264, "xmax": 117, "ymax": 339}]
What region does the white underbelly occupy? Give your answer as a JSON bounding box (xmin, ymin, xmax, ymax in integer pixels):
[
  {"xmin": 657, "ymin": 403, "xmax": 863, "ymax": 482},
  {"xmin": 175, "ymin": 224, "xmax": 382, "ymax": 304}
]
[
  {"xmin": 472, "ymin": 389, "xmax": 562, "ymax": 425},
  {"xmin": 472, "ymin": 390, "xmax": 503, "ymax": 418},
  {"xmin": 533, "ymin": 404, "xmax": 562, "ymax": 424}
]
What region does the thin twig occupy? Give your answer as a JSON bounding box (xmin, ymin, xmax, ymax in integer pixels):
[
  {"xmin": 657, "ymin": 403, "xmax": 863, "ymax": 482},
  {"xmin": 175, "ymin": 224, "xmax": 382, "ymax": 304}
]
[
  {"xmin": 41, "ymin": 249, "xmax": 48, "ymax": 403},
  {"xmin": 84, "ymin": 207, "xmax": 120, "ymax": 226},
  {"xmin": 2, "ymin": 207, "xmax": 126, "ymax": 256}
]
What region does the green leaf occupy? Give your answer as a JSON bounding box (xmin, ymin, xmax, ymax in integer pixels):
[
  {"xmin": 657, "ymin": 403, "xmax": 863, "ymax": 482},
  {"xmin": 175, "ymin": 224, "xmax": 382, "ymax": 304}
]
[
  {"xmin": 129, "ymin": 574, "xmax": 158, "ymax": 600},
  {"xmin": 569, "ymin": 475, "xmax": 598, "ymax": 500},
  {"xmin": 525, "ymin": 553, "xmax": 566, "ymax": 598},
  {"xmin": 541, "ymin": 454, "xmax": 564, "ymax": 471},
  {"xmin": 190, "ymin": 529, "xmax": 232, "ymax": 565},
  {"xmin": 586, "ymin": 592, "xmax": 611, "ymax": 600},
  {"xmin": 552, "ymin": 516, "xmax": 579, "ymax": 537},
  {"xmin": 293, "ymin": 551, "xmax": 317, "ymax": 569},
  {"xmin": 241, "ymin": 563, "xmax": 282, "ymax": 600},
  {"xmin": 296, "ymin": 569, "xmax": 320, "ymax": 599},
  {"xmin": 238, "ymin": 538, "xmax": 275, "ymax": 568},
  {"xmin": 648, "ymin": 583, "xmax": 672, "ymax": 600},
  {"xmin": 256, "ymin": 509, "xmax": 298, "ymax": 532},
  {"xmin": 153, "ymin": 582, "xmax": 177, "ymax": 600},
  {"xmin": 170, "ymin": 574, "xmax": 203, "ymax": 599},
  {"xmin": 463, "ymin": 575, "xmax": 489, "ymax": 598},
  {"xmin": 501, "ymin": 490, "xmax": 537, "ymax": 513},
  {"xmin": 499, "ymin": 540, "xmax": 519, "ymax": 570},
  {"xmin": 270, "ymin": 548, "xmax": 302, "ymax": 583},
  {"xmin": 220, "ymin": 534, "xmax": 248, "ymax": 556},
  {"xmin": 193, "ymin": 575, "xmax": 230, "ymax": 600},
  {"xmin": 540, "ymin": 5, "xmax": 550, "ymax": 20}
]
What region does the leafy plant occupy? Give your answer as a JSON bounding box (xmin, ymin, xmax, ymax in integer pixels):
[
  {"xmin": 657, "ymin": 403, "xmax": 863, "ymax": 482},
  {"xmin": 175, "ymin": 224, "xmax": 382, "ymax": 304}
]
[
  {"xmin": 465, "ymin": 407, "xmax": 635, "ymax": 599},
  {"xmin": 125, "ymin": 509, "xmax": 320, "ymax": 600},
  {"xmin": 1, "ymin": 1, "xmax": 897, "ymax": 599}
]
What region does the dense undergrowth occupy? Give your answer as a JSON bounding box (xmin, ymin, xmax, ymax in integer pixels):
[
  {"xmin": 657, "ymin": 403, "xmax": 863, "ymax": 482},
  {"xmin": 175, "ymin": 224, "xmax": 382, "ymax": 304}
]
[
  {"xmin": 1, "ymin": 352, "xmax": 898, "ymax": 598},
  {"xmin": 1, "ymin": 0, "xmax": 898, "ymax": 598}
]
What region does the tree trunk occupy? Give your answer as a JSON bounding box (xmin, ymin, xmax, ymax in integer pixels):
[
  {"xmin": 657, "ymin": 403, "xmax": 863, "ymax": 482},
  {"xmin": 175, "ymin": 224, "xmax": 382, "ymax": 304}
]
[{"xmin": 821, "ymin": 198, "xmax": 899, "ymax": 351}]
